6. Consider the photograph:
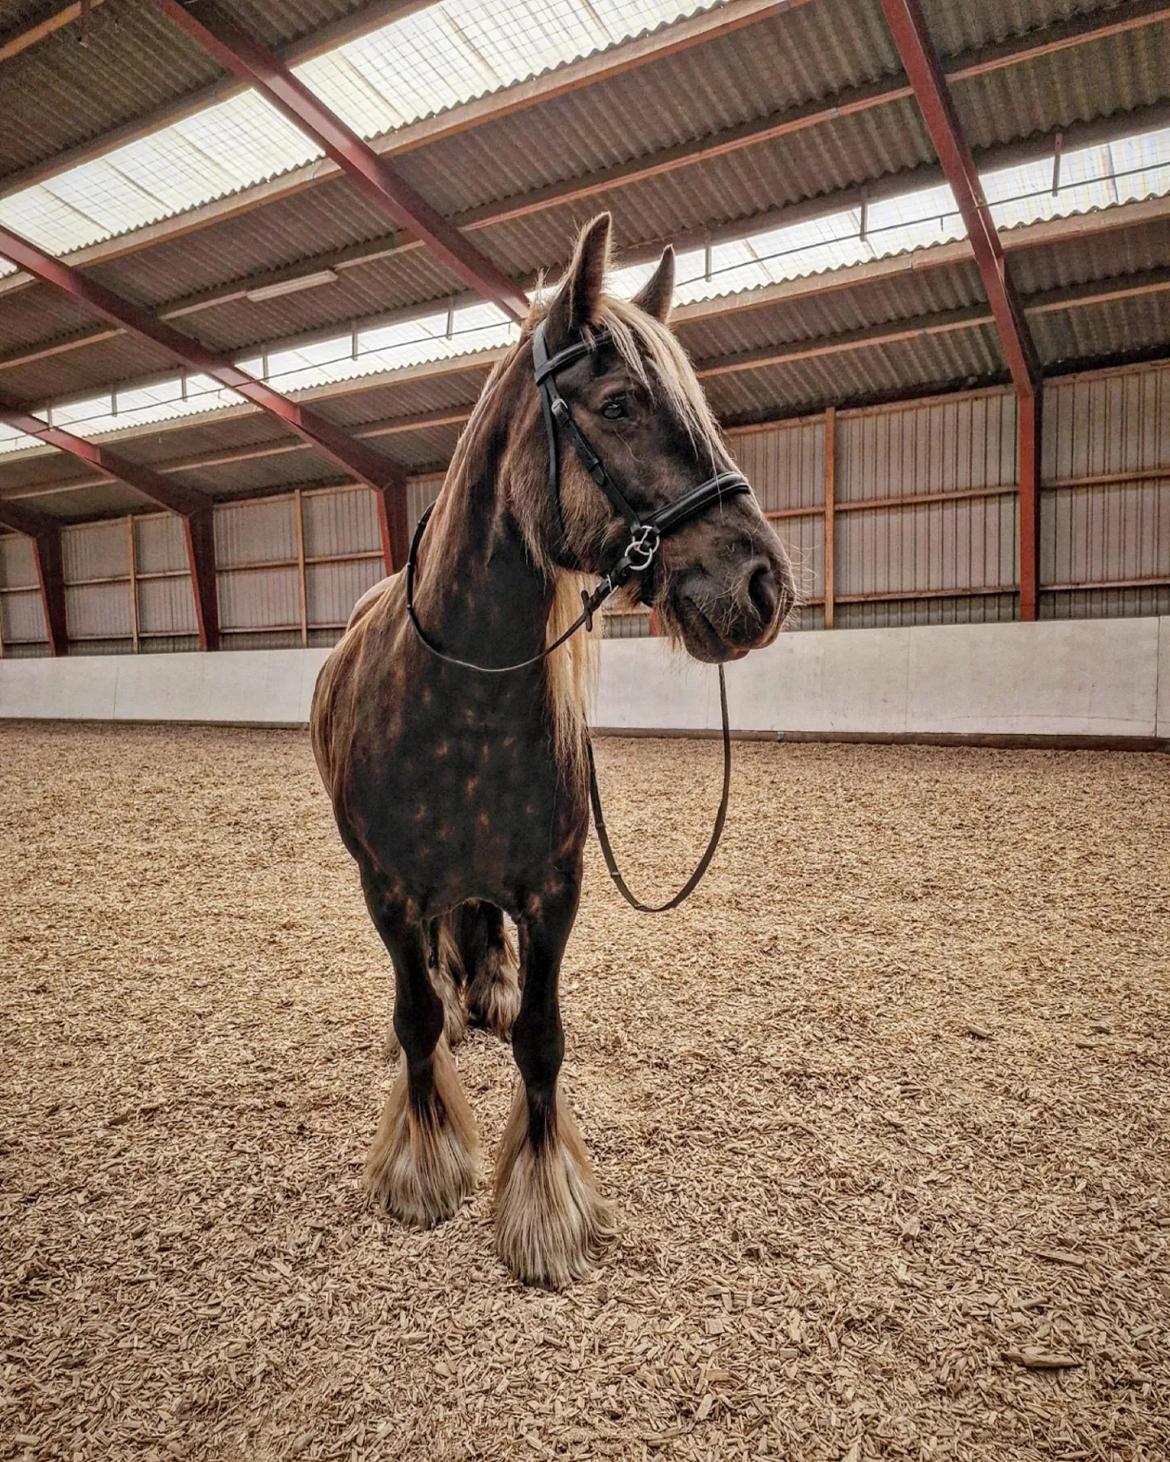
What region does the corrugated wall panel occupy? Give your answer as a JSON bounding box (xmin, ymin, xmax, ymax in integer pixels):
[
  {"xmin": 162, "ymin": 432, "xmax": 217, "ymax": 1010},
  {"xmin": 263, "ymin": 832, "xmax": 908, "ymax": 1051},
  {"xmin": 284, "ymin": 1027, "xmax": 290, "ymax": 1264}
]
[
  {"xmin": 0, "ymin": 534, "xmax": 46, "ymax": 648},
  {"xmin": 62, "ymin": 520, "xmax": 129, "ymax": 582},
  {"xmin": 2, "ymin": 590, "xmax": 47, "ymax": 645},
  {"xmin": 1040, "ymin": 587, "xmax": 1170, "ymax": 620},
  {"xmin": 139, "ymin": 575, "xmax": 197, "ymax": 637},
  {"xmin": 837, "ymin": 594, "xmax": 1018, "ymax": 629},
  {"xmin": 1040, "ymin": 364, "xmax": 1170, "ymax": 613},
  {"xmin": 0, "ymin": 534, "xmax": 38, "ymax": 590},
  {"xmin": 729, "ymin": 419, "xmax": 824, "ymax": 513},
  {"xmin": 1042, "ymin": 483, "xmax": 1170, "ymax": 587},
  {"xmin": 214, "ymin": 498, "xmax": 297, "ymax": 566},
  {"xmin": 778, "ymin": 513, "xmax": 824, "ymax": 614},
  {"xmin": 66, "ymin": 581, "xmax": 133, "ymax": 639},
  {"xmin": 408, "ymin": 476, "xmax": 444, "ymax": 534},
  {"xmin": 1043, "ymin": 365, "xmax": 1170, "ymax": 481},
  {"xmin": 218, "ymin": 567, "xmax": 301, "ymax": 633},
  {"xmin": 135, "ymin": 514, "xmax": 188, "ymax": 576},
  {"xmin": 306, "ymin": 559, "xmax": 385, "ymax": 627},
  {"xmin": 838, "ymin": 391, "xmax": 1017, "ymax": 502},
  {"xmin": 302, "ymin": 486, "xmax": 381, "ymax": 559},
  {"xmin": 838, "ymin": 498, "xmax": 1017, "ymax": 600}
]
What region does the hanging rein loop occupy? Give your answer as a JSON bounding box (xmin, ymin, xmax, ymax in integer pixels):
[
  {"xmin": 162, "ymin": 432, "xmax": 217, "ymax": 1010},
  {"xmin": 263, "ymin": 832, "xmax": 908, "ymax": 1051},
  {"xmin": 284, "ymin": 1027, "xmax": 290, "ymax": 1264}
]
[{"xmin": 404, "ymin": 318, "xmax": 751, "ymax": 910}]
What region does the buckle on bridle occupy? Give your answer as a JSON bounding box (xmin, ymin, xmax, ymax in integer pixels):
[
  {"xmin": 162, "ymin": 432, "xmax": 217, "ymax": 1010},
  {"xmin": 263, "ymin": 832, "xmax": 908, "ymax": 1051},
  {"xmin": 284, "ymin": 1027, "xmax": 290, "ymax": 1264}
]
[{"xmin": 625, "ymin": 523, "xmax": 660, "ymax": 574}]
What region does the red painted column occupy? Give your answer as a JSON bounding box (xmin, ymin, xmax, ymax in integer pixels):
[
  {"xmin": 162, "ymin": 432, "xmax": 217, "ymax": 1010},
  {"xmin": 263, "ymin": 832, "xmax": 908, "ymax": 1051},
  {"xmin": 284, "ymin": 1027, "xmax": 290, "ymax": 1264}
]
[
  {"xmin": 34, "ymin": 527, "xmax": 68, "ymax": 656},
  {"xmin": 1017, "ymin": 388, "xmax": 1042, "ymax": 622},
  {"xmin": 376, "ymin": 486, "xmax": 410, "ymax": 574},
  {"xmin": 183, "ymin": 508, "xmax": 220, "ymax": 651}
]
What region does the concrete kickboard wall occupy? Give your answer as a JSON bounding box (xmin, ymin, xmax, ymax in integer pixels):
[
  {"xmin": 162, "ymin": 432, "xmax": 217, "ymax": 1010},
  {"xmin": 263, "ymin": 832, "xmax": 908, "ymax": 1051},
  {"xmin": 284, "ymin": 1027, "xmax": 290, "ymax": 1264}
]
[{"xmin": 1, "ymin": 619, "xmax": 1165, "ymax": 742}]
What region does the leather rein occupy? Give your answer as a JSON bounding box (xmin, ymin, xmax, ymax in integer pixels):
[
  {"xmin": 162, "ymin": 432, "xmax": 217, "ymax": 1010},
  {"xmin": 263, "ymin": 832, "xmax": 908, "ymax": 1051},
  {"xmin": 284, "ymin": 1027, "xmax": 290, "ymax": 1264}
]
[{"xmin": 405, "ymin": 318, "xmax": 749, "ymax": 912}]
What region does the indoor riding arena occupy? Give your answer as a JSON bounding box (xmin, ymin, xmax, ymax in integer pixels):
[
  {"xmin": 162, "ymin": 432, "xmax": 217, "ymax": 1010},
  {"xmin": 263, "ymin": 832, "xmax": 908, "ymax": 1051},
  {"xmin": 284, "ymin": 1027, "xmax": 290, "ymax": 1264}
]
[{"xmin": 1, "ymin": 4, "xmax": 1168, "ymax": 1461}]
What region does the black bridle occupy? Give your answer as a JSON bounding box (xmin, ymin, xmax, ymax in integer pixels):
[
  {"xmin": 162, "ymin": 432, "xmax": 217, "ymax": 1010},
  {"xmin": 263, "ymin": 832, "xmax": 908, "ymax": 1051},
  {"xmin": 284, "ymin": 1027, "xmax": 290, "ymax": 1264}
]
[{"xmin": 405, "ymin": 318, "xmax": 751, "ymax": 911}]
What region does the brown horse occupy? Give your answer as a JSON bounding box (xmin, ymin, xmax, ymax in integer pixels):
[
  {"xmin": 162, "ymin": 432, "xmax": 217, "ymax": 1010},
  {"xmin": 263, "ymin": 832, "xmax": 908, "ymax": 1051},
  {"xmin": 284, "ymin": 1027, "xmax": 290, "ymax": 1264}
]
[{"xmin": 311, "ymin": 215, "xmax": 794, "ymax": 1287}]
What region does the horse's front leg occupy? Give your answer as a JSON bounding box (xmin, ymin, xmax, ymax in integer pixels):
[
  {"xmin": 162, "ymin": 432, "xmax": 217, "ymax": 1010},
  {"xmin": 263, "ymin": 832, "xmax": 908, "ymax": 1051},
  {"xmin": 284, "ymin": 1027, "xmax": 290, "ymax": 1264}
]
[
  {"xmin": 494, "ymin": 867, "xmax": 615, "ymax": 1288},
  {"xmin": 362, "ymin": 878, "xmax": 479, "ymax": 1227}
]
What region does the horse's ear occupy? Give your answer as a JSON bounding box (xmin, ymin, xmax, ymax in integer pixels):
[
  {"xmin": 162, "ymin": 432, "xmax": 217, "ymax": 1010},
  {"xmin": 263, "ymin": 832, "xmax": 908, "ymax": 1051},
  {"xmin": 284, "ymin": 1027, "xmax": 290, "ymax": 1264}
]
[
  {"xmin": 632, "ymin": 246, "xmax": 675, "ymax": 324},
  {"xmin": 544, "ymin": 213, "xmax": 612, "ymax": 350}
]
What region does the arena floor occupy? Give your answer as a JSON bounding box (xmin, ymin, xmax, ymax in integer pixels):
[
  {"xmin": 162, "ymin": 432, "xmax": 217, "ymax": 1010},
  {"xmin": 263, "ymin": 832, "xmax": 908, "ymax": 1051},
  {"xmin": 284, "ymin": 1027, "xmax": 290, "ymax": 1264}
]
[{"xmin": 2, "ymin": 722, "xmax": 1168, "ymax": 1461}]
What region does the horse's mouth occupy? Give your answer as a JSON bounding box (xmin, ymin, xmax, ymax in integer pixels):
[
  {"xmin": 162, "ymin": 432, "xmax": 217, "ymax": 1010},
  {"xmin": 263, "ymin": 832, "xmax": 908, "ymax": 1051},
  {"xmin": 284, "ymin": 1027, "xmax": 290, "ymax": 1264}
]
[{"xmin": 675, "ymin": 595, "xmax": 750, "ymax": 664}]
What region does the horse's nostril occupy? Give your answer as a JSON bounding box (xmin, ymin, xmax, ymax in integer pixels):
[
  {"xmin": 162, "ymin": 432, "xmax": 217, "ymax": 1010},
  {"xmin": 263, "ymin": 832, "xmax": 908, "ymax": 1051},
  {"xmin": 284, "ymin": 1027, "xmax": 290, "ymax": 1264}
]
[{"xmin": 747, "ymin": 562, "xmax": 780, "ymax": 627}]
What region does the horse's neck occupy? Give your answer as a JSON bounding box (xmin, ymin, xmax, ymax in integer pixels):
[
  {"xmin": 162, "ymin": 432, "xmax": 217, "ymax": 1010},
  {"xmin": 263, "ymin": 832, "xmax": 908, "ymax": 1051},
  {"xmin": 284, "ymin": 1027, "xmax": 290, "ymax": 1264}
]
[{"xmin": 416, "ymin": 461, "xmax": 551, "ymax": 667}]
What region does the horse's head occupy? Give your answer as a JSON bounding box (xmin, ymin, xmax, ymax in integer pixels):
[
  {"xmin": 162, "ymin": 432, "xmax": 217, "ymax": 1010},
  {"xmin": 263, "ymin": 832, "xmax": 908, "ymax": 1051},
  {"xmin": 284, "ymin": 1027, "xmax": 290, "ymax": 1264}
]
[{"xmin": 517, "ymin": 213, "xmax": 795, "ymax": 663}]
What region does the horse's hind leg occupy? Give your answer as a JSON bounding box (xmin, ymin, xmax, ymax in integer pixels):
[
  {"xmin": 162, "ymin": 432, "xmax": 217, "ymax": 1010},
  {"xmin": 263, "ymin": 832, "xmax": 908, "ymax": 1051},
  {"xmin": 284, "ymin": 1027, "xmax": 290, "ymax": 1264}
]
[
  {"xmin": 494, "ymin": 873, "xmax": 614, "ymax": 1288},
  {"xmin": 362, "ymin": 880, "xmax": 478, "ymax": 1227},
  {"xmin": 456, "ymin": 901, "xmax": 521, "ymax": 1039}
]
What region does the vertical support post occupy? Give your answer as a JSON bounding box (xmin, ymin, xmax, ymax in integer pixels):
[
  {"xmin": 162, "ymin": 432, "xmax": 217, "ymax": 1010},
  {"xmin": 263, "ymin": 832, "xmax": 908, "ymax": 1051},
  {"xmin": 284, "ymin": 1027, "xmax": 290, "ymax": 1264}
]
[
  {"xmin": 376, "ymin": 486, "xmax": 409, "ymax": 574},
  {"xmin": 126, "ymin": 514, "xmax": 140, "ymax": 653},
  {"xmin": 294, "ymin": 489, "xmax": 309, "ymax": 647},
  {"xmin": 33, "ymin": 527, "xmax": 68, "ymax": 656},
  {"xmin": 183, "ymin": 508, "xmax": 220, "ymax": 651},
  {"xmin": 1017, "ymin": 387, "xmax": 1041, "ymax": 621},
  {"xmin": 823, "ymin": 407, "xmax": 837, "ymax": 629}
]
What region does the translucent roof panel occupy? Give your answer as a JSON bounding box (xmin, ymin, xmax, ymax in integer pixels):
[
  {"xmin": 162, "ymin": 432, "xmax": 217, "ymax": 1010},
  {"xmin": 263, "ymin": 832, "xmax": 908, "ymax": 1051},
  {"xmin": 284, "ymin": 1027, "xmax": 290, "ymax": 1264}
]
[
  {"xmin": 301, "ymin": 0, "xmax": 717, "ymax": 139},
  {"xmin": 2, "ymin": 124, "xmax": 1167, "ymax": 459},
  {"xmin": 0, "ymin": 0, "xmax": 720, "ymax": 277}
]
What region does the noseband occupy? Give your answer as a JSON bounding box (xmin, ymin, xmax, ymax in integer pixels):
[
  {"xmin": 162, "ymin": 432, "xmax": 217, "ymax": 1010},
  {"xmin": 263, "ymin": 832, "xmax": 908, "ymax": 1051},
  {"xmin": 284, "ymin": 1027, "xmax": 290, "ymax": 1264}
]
[{"xmin": 405, "ymin": 317, "xmax": 752, "ymax": 912}]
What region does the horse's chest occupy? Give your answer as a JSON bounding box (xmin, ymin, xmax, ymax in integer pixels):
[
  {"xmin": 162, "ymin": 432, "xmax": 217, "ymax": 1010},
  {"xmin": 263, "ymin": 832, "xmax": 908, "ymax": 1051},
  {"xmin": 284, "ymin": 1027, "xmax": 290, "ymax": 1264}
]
[{"xmin": 347, "ymin": 691, "xmax": 582, "ymax": 909}]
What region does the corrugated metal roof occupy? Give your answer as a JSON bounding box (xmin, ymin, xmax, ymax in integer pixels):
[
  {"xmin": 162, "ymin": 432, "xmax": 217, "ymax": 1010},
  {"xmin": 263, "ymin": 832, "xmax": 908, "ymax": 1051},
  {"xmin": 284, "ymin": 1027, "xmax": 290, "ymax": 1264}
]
[
  {"xmin": 1010, "ymin": 213, "xmax": 1170, "ymax": 292},
  {"xmin": 0, "ymin": 0, "xmax": 399, "ymax": 185},
  {"xmin": 953, "ymin": 22, "xmax": 1170, "ymax": 152},
  {"xmin": 676, "ymin": 261, "xmax": 986, "ymax": 361},
  {"xmin": 1033, "ymin": 289, "xmax": 1170, "ymax": 366},
  {"xmin": 703, "ymin": 321, "xmax": 1004, "ymax": 420}
]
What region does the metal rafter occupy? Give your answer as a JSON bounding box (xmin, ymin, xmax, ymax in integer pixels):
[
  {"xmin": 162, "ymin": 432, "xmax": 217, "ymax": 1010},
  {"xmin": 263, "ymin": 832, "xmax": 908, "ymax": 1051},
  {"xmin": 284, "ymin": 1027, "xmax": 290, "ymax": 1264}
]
[
  {"xmin": 0, "ymin": 0, "xmax": 110, "ymax": 62},
  {"xmin": 156, "ymin": 0, "xmax": 530, "ymax": 323},
  {"xmin": 4, "ymin": 245, "xmax": 1169, "ymax": 513},
  {"xmin": 0, "ymin": 394, "xmax": 221, "ymax": 648},
  {"xmin": 879, "ymin": 0, "xmax": 1043, "ymax": 619},
  {"xmin": 0, "ymin": 223, "xmax": 407, "ymax": 512}
]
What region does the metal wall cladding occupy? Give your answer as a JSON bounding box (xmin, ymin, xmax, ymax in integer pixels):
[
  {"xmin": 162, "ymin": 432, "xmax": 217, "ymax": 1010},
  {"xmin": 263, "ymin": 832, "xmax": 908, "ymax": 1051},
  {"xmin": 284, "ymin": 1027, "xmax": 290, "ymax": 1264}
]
[
  {"xmin": 62, "ymin": 519, "xmax": 129, "ymax": 581},
  {"xmin": 1043, "ymin": 363, "xmax": 1170, "ymax": 480},
  {"xmin": 1, "ymin": 589, "xmax": 46, "ymax": 645},
  {"xmin": 836, "ymin": 593, "xmax": 1018, "ymax": 628},
  {"xmin": 306, "ymin": 559, "xmax": 385, "ymax": 628},
  {"xmin": 138, "ymin": 576, "xmax": 197, "ymax": 638},
  {"xmin": 134, "ymin": 514, "xmax": 188, "ymax": 577},
  {"xmin": 729, "ymin": 419, "xmax": 825, "ymax": 513},
  {"xmin": 0, "ymin": 532, "xmax": 37, "ymax": 589},
  {"xmin": 302, "ymin": 485, "xmax": 380, "ymax": 558},
  {"xmin": 837, "ymin": 391, "xmax": 1018, "ymax": 501},
  {"xmin": 1041, "ymin": 362, "xmax": 1170, "ymax": 593},
  {"xmin": 218, "ymin": 567, "xmax": 301, "ymax": 633},
  {"xmin": 837, "ymin": 496, "xmax": 1019, "ymax": 598},
  {"xmin": 61, "ymin": 521, "xmax": 133, "ymax": 642},
  {"xmin": 1042, "ymin": 482, "xmax": 1169, "ymax": 584},
  {"xmin": 66, "ymin": 581, "xmax": 133, "ymax": 641},
  {"xmin": 1041, "ymin": 585, "xmax": 1170, "ymax": 620},
  {"xmin": 831, "ymin": 392, "xmax": 1019, "ymax": 613},
  {"xmin": 214, "ymin": 496, "xmax": 298, "ymax": 567},
  {"xmin": 3, "ymin": 533, "xmax": 49, "ymax": 646}
]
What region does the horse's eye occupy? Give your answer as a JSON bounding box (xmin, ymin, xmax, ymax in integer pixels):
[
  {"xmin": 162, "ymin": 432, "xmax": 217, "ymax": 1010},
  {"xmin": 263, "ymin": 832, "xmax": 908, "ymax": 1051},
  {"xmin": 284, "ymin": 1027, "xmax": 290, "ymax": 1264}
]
[{"xmin": 601, "ymin": 396, "xmax": 628, "ymax": 420}]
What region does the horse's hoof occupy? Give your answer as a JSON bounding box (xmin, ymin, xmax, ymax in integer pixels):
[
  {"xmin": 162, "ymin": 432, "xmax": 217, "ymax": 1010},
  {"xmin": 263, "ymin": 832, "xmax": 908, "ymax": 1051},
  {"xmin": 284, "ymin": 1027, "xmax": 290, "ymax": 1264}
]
[
  {"xmin": 468, "ymin": 956, "xmax": 521, "ymax": 1040},
  {"xmin": 493, "ymin": 1086, "xmax": 615, "ymax": 1288},
  {"xmin": 365, "ymin": 1043, "xmax": 479, "ymax": 1226}
]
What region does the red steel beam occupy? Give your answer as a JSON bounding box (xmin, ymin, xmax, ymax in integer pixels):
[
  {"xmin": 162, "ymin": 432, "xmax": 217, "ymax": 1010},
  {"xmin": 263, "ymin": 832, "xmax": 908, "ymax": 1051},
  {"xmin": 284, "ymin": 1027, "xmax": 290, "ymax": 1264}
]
[
  {"xmin": 183, "ymin": 508, "xmax": 220, "ymax": 651},
  {"xmin": 0, "ymin": 224, "xmax": 406, "ymax": 499},
  {"xmin": 879, "ymin": 0, "xmax": 1042, "ymax": 619},
  {"xmin": 0, "ymin": 394, "xmax": 209, "ymax": 517},
  {"xmin": 0, "ymin": 396, "xmax": 222, "ymax": 648},
  {"xmin": 0, "ymin": 500, "xmax": 68, "ymax": 655},
  {"xmin": 156, "ymin": 0, "xmax": 530, "ymax": 324}
]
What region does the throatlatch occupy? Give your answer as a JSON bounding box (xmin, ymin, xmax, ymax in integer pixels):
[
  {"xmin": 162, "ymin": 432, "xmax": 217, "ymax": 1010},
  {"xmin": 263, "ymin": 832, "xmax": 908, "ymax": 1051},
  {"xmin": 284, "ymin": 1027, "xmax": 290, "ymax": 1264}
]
[{"xmin": 405, "ymin": 318, "xmax": 753, "ymax": 911}]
